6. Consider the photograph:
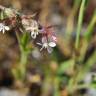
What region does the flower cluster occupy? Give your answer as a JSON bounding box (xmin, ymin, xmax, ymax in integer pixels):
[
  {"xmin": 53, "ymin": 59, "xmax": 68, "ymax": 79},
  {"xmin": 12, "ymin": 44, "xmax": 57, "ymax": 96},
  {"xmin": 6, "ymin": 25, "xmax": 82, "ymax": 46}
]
[
  {"xmin": 37, "ymin": 26, "xmax": 57, "ymax": 53},
  {"xmin": 22, "ymin": 18, "xmax": 39, "ymax": 39},
  {"xmin": 0, "ymin": 5, "xmax": 57, "ymax": 53}
]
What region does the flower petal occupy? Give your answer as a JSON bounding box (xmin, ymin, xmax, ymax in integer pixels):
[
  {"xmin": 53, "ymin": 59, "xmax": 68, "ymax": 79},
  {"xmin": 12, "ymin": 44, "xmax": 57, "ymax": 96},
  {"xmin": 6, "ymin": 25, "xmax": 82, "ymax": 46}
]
[
  {"xmin": 42, "ymin": 37, "xmax": 47, "ymax": 43},
  {"xmin": 47, "ymin": 47, "xmax": 53, "ymax": 53},
  {"xmin": 26, "ymin": 27, "xmax": 33, "ymax": 31},
  {"xmin": 37, "ymin": 43, "xmax": 42, "ymax": 46},
  {"xmin": 5, "ymin": 26, "xmax": 10, "ymax": 31},
  {"xmin": 48, "ymin": 42, "xmax": 56, "ymax": 47},
  {"xmin": 40, "ymin": 46, "xmax": 44, "ymax": 51},
  {"xmin": 52, "ymin": 36, "xmax": 57, "ymax": 42},
  {"xmin": 0, "ymin": 28, "xmax": 2, "ymax": 31},
  {"xmin": 2, "ymin": 29, "xmax": 5, "ymax": 34},
  {"xmin": 31, "ymin": 32, "xmax": 36, "ymax": 39}
]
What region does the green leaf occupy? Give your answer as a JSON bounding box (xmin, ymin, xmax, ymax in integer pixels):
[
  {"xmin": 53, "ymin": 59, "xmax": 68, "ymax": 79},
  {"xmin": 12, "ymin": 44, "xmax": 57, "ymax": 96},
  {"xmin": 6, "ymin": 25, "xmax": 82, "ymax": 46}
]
[
  {"xmin": 84, "ymin": 11, "xmax": 96, "ymax": 40},
  {"xmin": 75, "ymin": 0, "xmax": 86, "ymax": 49}
]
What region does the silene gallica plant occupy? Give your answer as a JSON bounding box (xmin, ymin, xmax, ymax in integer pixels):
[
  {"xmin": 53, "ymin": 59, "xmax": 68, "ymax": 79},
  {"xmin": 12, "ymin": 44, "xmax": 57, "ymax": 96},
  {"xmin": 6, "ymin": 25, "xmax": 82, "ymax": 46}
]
[
  {"xmin": 0, "ymin": 0, "xmax": 96, "ymax": 95},
  {"xmin": 0, "ymin": 5, "xmax": 57, "ymax": 83}
]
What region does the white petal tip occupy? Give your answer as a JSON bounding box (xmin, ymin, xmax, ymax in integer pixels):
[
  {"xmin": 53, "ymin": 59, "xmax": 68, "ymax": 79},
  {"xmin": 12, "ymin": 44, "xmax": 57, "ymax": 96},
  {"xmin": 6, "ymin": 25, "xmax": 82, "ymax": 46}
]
[
  {"xmin": 5, "ymin": 26, "xmax": 10, "ymax": 31},
  {"xmin": 49, "ymin": 42, "xmax": 56, "ymax": 47}
]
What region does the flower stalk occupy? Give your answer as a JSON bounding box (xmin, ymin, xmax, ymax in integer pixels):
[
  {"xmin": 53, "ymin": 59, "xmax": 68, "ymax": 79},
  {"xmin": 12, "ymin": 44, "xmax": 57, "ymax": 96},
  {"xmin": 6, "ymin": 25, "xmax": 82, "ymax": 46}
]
[{"xmin": 75, "ymin": 0, "xmax": 86, "ymax": 49}]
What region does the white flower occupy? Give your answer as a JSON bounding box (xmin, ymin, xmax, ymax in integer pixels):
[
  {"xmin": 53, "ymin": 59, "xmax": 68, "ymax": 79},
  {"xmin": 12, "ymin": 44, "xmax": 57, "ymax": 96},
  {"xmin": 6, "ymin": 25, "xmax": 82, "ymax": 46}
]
[
  {"xmin": 26, "ymin": 25, "xmax": 39, "ymax": 39},
  {"xmin": 22, "ymin": 18, "xmax": 30, "ymax": 27},
  {"xmin": 37, "ymin": 37, "xmax": 56, "ymax": 53},
  {"xmin": 0, "ymin": 23, "xmax": 10, "ymax": 34},
  {"xmin": 27, "ymin": 20, "xmax": 39, "ymax": 39},
  {"xmin": 22, "ymin": 19, "xmax": 39, "ymax": 39}
]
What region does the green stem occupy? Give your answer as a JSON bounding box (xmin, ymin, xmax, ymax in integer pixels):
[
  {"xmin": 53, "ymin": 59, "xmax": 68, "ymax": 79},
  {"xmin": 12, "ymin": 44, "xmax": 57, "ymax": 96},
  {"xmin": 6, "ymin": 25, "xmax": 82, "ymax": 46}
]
[
  {"xmin": 84, "ymin": 11, "xmax": 96, "ymax": 40},
  {"xmin": 75, "ymin": 0, "xmax": 86, "ymax": 49},
  {"xmin": 20, "ymin": 51, "xmax": 28, "ymax": 65},
  {"xmin": 0, "ymin": 11, "xmax": 4, "ymax": 20},
  {"xmin": 54, "ymin": 77, "xmax": 60, "ymax": 96},
  {"xmin": 14, "ymin": 32, "xmax": 29, "ymax": 80},
  {"xmin": 19, "ymin": 50, "xmax": 28, "ymax": 80},
  {"xmin": 68, "ymin": 51, "xmax": 96, "ymax": 94},
  {"xmin": 66, "ymin": 0, "xmax": 81, "ymax": 37}
]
